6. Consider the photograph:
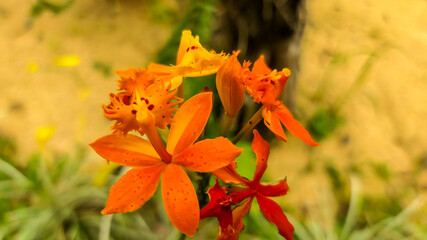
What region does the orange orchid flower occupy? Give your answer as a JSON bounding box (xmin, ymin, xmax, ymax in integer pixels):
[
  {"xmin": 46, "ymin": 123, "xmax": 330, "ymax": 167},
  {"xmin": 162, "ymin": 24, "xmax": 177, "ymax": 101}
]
[
  {"xmin": 103, "ymin": 68, "xmax": 182, "ymax": 135},
  {"xmin": 212, "ymin": 130, "xmax": 295, "ymax": 240},
  {"xmin": 148, "ymin": 30, "xmax": 228, "ymax": 77},
  {"xmin": 91, "ymin": 92, "xmax": 242, "ymax": 236},
  {"xmin": 244, "ymin": 56, "xmax": 319, "ymax": 146},
  {"xmin": 216, "ymin": 51, "xmax": 250, "ymax": 117}
]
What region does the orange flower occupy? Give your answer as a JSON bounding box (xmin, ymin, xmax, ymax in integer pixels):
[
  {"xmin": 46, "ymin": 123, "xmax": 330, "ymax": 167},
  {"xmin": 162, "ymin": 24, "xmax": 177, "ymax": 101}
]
[
  {"xmin": 212, "ymin": 130, "xmax": 294, "ymax": 240},
  {"xmin": 91, "ymin": 92, "xmax": 243, "ymax": 236},
  {"xmin": 216, "ymin": 51, "xmax": 250, "ymax": 117},
  {"xmin": 148, "ymin": 30, "xmax": 228, "ymax": 77},
  {"xmin": 103, "ymin": 68, "xmax": 182, "ymax": 134},
  {"xmin": 244, "ymin": 56, "xmax": 319, "ymax": 146}
]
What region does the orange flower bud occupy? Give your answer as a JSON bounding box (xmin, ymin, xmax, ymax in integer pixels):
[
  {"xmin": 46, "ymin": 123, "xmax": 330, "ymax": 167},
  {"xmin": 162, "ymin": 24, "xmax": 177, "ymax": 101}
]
[{"xmin": 216, "ymin": 51, "xmax": 248, "ymax": 117}]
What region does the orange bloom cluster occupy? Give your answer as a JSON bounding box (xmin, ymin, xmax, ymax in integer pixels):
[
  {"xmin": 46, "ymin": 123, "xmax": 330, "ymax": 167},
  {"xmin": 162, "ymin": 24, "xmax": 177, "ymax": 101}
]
[
  {"xmin": 216, "ymin": 52, "xmax": 319, "ymax": 146},
  {"xmin": 91, "ymin": 30, "xmax": 319, "ymax": 239}
]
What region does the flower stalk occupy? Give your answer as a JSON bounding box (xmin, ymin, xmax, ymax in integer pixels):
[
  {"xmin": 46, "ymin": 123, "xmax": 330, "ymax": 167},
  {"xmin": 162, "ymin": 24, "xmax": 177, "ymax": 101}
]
[{"xmin": 232, "ymin": 106, "xmax": 264, "ymax": 144}]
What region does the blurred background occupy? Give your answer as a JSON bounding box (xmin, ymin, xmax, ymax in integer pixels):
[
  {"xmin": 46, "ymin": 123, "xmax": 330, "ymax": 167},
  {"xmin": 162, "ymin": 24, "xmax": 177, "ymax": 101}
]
[{"xmin": 0, "ymin": 0, "xmax": 426, "ymax": 239}]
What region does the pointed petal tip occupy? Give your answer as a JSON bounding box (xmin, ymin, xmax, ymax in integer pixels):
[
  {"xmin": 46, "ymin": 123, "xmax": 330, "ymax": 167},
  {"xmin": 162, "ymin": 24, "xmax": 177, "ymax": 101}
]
[{"xmin": 100, "ymin": 208, "xmax": 111, "ymax": 215}]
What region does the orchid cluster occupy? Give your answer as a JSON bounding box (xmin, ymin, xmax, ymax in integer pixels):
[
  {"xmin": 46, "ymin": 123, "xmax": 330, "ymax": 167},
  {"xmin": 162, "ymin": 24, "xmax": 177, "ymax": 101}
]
[{"xmin": 91, "ymin": 30, "xmax": 319, "ymax": 239}]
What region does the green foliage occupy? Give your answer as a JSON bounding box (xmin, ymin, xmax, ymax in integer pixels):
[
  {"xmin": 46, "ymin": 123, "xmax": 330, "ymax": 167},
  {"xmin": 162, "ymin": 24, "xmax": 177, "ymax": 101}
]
[
  {"xmin": 0, "ymin": 134, "xmax": 16, "ymax": 163},
  {"xmin": 307, "ymin": 108, "xmax": 342, "ymax": 141},
  {"xmin": 147, "ymin": 0, "xmax": 176, "ymax": 24},
  {"xmin": 155, "ymin": 0, "xmax": 217, "ymax": 65},
  {"xmin": 289, "ymin": 176, "xmax": 425, "ymax": 240},
  {"xmin": 0, "ymin": 146, "xmax": 166, "ymax": 239},
  {"xmin": 371, "ymin": 162, "xmax": 391, "ymax": 182},
  {"xmin": 93, "ymin": 61, "xmax": 113, "ymax": 77},
  {"xmin": 0, "ymin": 146, "xmax": 104, "ymax": 239},
  {"xmin": 30, "ymin": 0, "xmax": 75, "ymax": 18}
]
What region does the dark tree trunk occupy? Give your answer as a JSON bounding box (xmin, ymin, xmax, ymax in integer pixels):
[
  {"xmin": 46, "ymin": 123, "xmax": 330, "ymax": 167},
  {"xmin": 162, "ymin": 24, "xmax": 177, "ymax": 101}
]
[{"xmin": 212, "ymin": 0, "xmax": 306, "ymax": 111}]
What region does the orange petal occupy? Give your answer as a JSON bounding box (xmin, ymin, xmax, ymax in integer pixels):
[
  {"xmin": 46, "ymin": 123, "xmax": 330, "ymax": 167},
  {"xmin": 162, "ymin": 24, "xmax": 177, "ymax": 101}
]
[
  {"xmin": 262, "ymin": 108, "xmax": 288, "ymax": 142},
  {"xmin": 230, "ymin": 198, "xmax": 253, "ymax": 239},
  {"xmin": 173, "ymin": 137, "xmax": 242, "ymax": 172},
  {"xmin": 90, "ymin": 134, "xmax": 161, "ymax": 167},
  {"xmin": 252, "ymin": 55, "xmax": 271, "ymax": 75},
  {"xmin": 147, "ymin": 63, "xmax": 174, "ymax": 75},
  {"xmin": 252, "ymin": 130, "xmax": 270, "ymax": 183},
  {"xmin": 101, "ymin": 165, "xmax": 164, "ymax": 214},
  {"xmin": 212, "ymin": 162, "xmax": 248, "ymax": 185},
  {"xmin": 256, "ymin": 194, "xmax": 294, "ymax": 240},
  {"xmin": 276, "ymin": 105, "xmax": 320, "ymax": 146},
  {"xmin": 115, "ymin": 68, "xmax": 140, "ymax": 80},
  {"xmin": 167, "ymin": 92, "xmax": 213, "ymax": 154},
  {"xmin": 162, "ymin": 164, "xmax": 199, "ymax": 236},
  {"xmin": 216, "ymin": 51, "xmax": 245, "ymax": 117}
]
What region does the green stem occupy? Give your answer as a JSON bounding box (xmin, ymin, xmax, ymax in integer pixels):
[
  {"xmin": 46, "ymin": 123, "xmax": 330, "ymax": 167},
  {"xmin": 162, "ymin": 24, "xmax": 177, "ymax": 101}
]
[
  {"xmin": 220, "ymin": 113, "xmax": 236, "ymax": 137},
  {"xmin": 197, "ymin": 172, "xmax": 212, "ymax": 208},
  {"xmin": 232, "ymin": 106, "xmax": 264, "ymax": 144},
  {"xmin": 178, "ymin": 233, "xmax": 186, "ymax": 240}
]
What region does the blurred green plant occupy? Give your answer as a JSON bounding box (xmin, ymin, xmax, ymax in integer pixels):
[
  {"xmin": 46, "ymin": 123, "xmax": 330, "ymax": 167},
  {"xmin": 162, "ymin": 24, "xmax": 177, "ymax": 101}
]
[
  {"xmin": 30, "ymin": 0, "xmax": 75, "ymax": 18},
  {"xmin": 0, "ymin": 144, "xmax": 173, "ymax": 239},
  {"xmin": 288, "ymin": 176, "xmax": 426, "ymax": 240},
  {"xmin": 0, "ymin": 145, "xmax": 104, "ymax": 239},
  {"xmin": 0, "ymin": 134, "xmax": 16, "ymax": 163},
  {"xmin": 307, "ymin": 47, "xmax": 382, "ymax": 141}
]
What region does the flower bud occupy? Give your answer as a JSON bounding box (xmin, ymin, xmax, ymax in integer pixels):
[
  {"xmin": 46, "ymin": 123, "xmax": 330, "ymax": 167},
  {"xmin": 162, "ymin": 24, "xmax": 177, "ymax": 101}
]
[{"xmin": 216, "ymin": 51, "xmax": 247, "ymax": 117}]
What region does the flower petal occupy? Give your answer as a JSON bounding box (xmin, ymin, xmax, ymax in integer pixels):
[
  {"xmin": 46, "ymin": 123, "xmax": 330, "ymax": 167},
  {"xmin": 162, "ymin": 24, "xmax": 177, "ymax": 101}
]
[
  {"xmin": 101, "ymin": 165, "xmax": 164, "ymax": 214},
  {"xmin": 162, "ymin": 164, "xmax": 199, "ymax": 236},
  {"xmin": 230, "ymin": 198, "xmax": 253, "ymax": 239},
  {"xmin": 200, "ymin": 180, "xmax": 234, "ymax": 239},
  {"xmin": 276, "ymin": 104, "xmax": 320, "ymax": 146},
  {"xmin": 147, "ymin": 63, "xmax": 174, "ymax": 75},
  {"xmin": 216, "ymin": 51, "xmax": 245, "ymax": 117},
  {"xmin": 230, "ymin": 189, "xmax": 255, "ymax": 205},
  {"xmin": 90, "ymin": 134, "xmax": 161, "ymax": 167},
  {"xmin": 167, "ymin": 92, "xmax": 213, "ymax": 154},
  {"xmin": 252, "ymin": 55, "xmax": 271, "ymax": 75},
  {"xmin": 173, "ymin": 137, "xmax": 242, "ymax": 172},
  {"xmin": 175, "ymin": 30, "xmax": 227, "ymax": 77},
  {"xmin": 252, "ymin": 130, "xmax": 270, "ymax": 183},
  {"xmin": 200, "ymin": 179, "xmax": 229, "ymax": 219},
  {"xmin": 212, "ymin": 162, "xmax": 248, "ymax": 185},
  {"xmin": 263, "ymin": 107, "xmax": 287, "ymax": 142},
  {"xmin": 256, "ymin": 194, "xmax": 294, "ymax": 240},
  {"xmin": 258, "ymin": 180, "xmax": 289, "ymax": 197}
]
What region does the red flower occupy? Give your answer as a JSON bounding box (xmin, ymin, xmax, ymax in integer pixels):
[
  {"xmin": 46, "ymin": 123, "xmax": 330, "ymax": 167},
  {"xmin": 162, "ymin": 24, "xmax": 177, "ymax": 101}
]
[{"xmin": 213, "ymin": 130, "xmax": 295, "ymax": 240}]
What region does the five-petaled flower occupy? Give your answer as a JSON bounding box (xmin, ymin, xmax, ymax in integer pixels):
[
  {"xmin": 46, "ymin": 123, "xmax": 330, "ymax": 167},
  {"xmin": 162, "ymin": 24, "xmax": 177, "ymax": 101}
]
[
  {"xmin": 244, "ymin": 56, "xmax": 319, "ymax": 146},
  {"xmin": 91, "ymin": 92, "xmax": 242, "ymax": 236},
  {"xmin": 211, "ymin": 130, "xmax": 295, "ymax": 240}
]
